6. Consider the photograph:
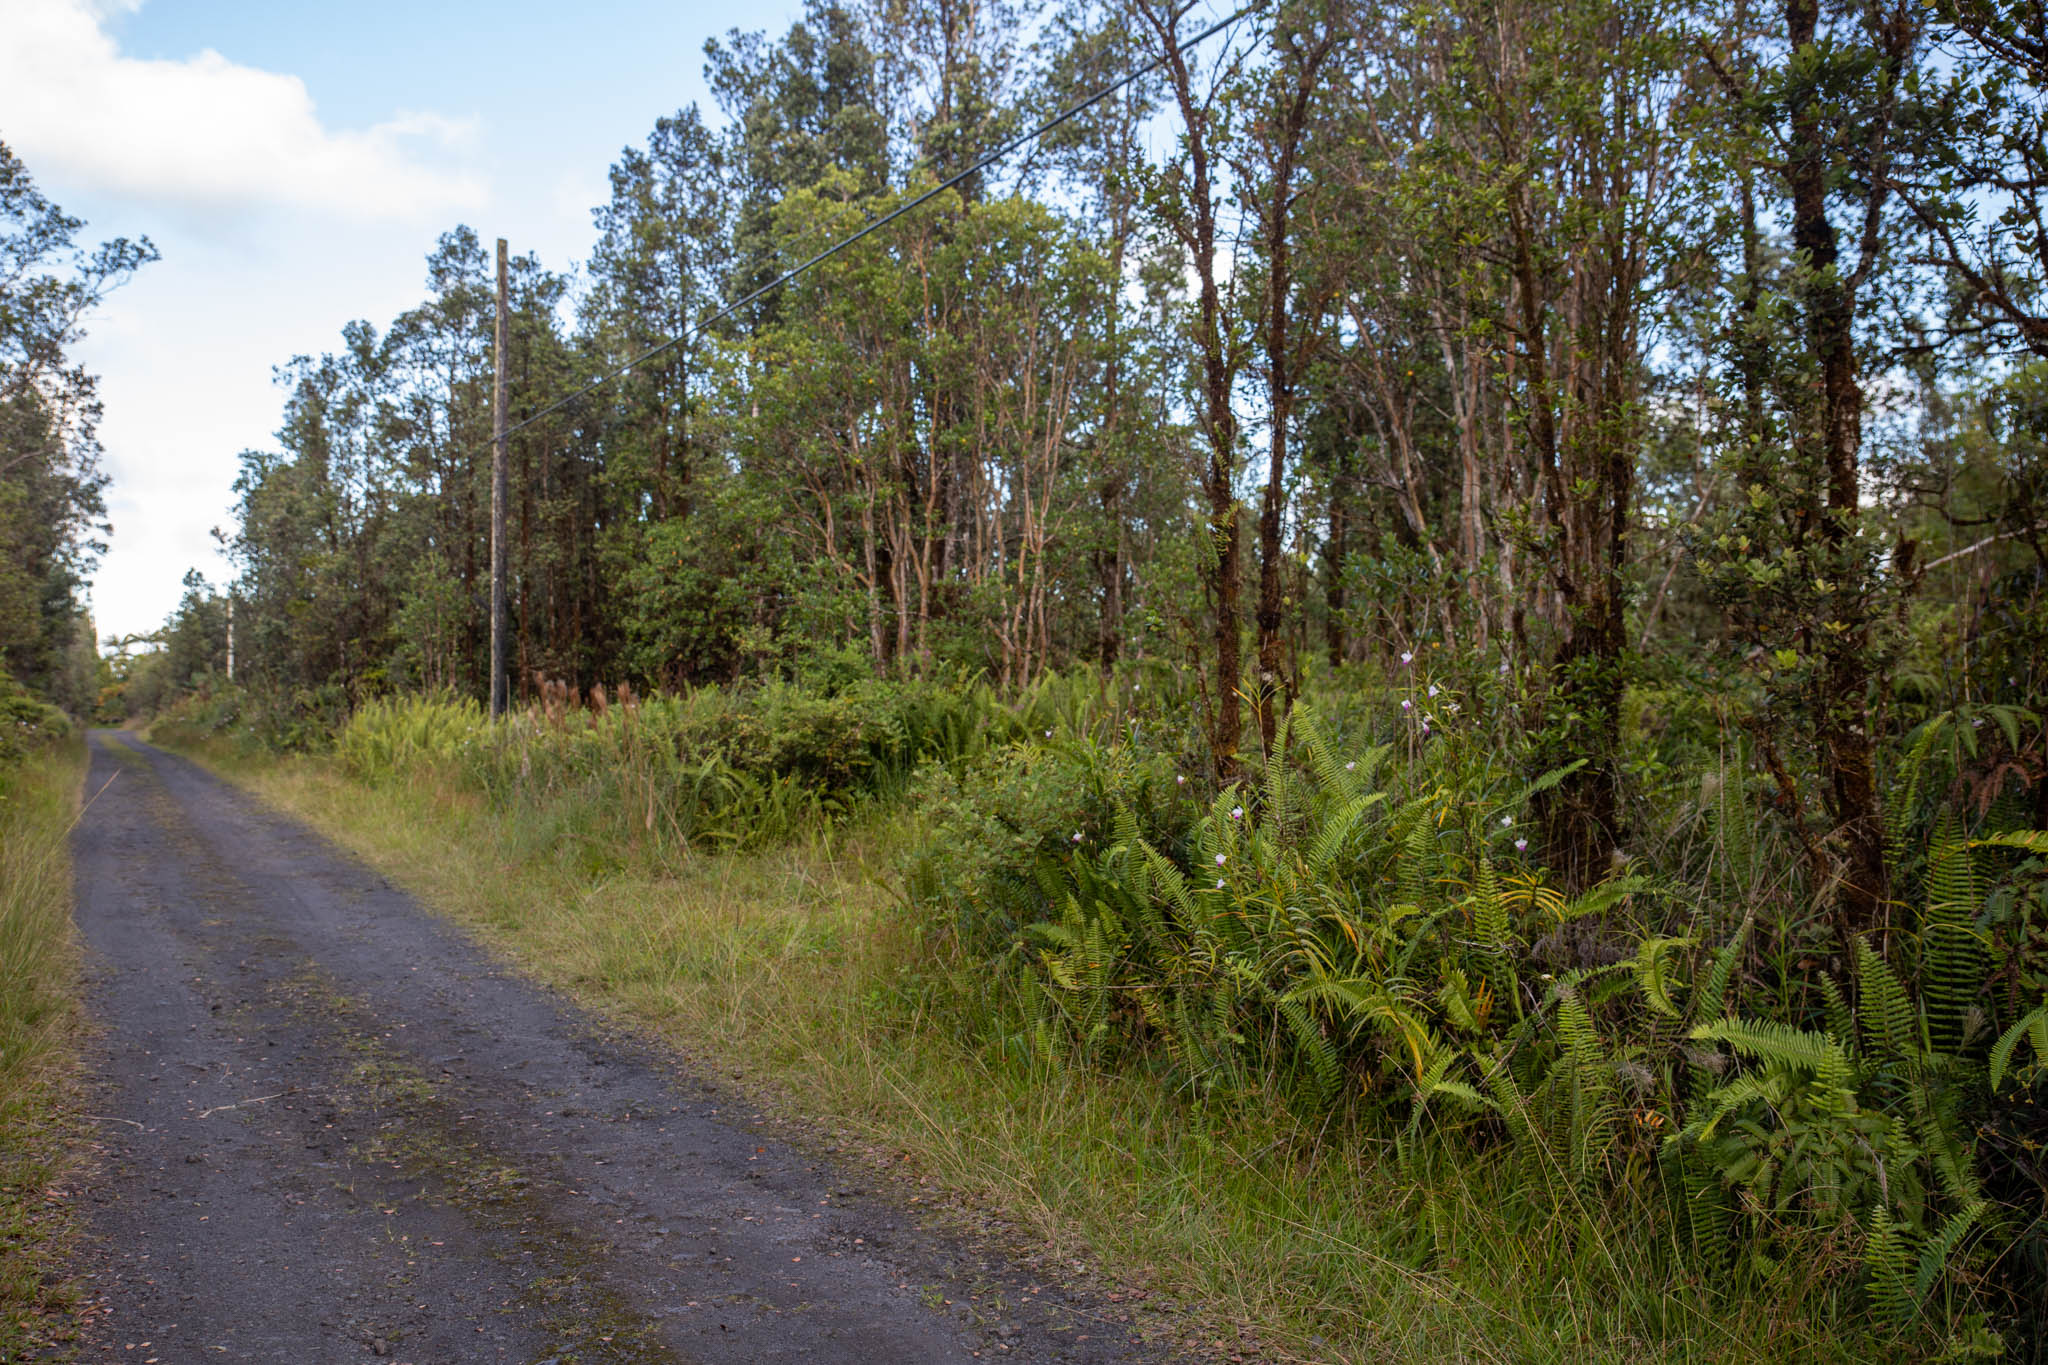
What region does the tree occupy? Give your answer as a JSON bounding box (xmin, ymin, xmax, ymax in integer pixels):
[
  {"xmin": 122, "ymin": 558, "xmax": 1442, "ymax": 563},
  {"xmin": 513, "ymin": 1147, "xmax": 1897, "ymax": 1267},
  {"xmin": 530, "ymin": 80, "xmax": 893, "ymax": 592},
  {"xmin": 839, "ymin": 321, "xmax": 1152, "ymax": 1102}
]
[
  {"xmin": 1134, "ymin": 0, "xmax": 1256, "ymax": 777},
  {"xmin": 0, "ymin": 140, "xmax": 152, "ymax": 702},
  {"xmin": 1699, "ymin": 0, "xmax": 1927, "ymax": 934},
  {"xmin": 1235, "ymin": 0, "xmax": 1341, "ymax": 753}
]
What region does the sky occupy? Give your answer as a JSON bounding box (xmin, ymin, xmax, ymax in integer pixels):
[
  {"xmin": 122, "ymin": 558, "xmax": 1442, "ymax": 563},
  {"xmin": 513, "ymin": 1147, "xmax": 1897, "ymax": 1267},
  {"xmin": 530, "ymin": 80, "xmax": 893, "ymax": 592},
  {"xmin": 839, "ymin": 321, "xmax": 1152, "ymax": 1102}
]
[{"xmin": 0, "ymin": 0, "xmax": 803, "ymax": 645}]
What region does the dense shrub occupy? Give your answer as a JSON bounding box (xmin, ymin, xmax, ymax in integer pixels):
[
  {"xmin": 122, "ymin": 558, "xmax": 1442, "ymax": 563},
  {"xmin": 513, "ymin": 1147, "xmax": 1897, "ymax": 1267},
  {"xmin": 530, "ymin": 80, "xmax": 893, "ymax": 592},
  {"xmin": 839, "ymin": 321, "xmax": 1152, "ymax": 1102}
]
[
  {"xmin": 912, "ymin": 692, "xmax": 2048, "ymax": 1349},
  {"xmin": 0, "ymin": 669, "xmax": 69, "ymax": 767}
]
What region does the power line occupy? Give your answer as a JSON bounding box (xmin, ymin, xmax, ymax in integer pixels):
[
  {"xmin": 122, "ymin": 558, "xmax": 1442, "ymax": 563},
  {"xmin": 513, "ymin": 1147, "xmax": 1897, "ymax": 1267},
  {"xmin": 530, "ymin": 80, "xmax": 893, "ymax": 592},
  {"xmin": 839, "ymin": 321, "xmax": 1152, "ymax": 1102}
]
[{"xmin": 503, "ymin": 0, "xmax": 1266, "ymax": 440}]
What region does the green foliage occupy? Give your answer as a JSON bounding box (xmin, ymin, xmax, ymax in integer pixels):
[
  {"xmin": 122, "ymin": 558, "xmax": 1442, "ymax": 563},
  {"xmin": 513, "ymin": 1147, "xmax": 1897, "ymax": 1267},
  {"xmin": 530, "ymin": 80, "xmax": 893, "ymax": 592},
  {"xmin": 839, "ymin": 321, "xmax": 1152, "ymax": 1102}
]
[
  {"xmin": 907, "ymin": 685, "xmax": 2048, "ymax": 1346},
  {"xmin": 0, "ymin": 667, "xmax": 69, "ymax": 766},
  {"xmin": 0, "ymin": 729, "xmax": 82, "ymax": 1359}
]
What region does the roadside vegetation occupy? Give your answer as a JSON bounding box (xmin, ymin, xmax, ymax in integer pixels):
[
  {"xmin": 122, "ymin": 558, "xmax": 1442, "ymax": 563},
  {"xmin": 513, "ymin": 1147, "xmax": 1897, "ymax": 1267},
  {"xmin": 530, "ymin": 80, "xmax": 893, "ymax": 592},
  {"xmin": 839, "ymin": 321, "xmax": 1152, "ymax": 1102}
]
[
  {"xmin": 99, "ymin": 0, "xmax": 2048, "ymax": 1356},
  {"xmin": 1, "ymin": 114, "xmax": 153, "ymax": 1363},
  {"xmin": 151, "ymin": 653, "xmax": 2048, "ymax": 1361},
  {"xmin": 0, "ymin": 672, "xmax": 85, "ymax": 1356}
]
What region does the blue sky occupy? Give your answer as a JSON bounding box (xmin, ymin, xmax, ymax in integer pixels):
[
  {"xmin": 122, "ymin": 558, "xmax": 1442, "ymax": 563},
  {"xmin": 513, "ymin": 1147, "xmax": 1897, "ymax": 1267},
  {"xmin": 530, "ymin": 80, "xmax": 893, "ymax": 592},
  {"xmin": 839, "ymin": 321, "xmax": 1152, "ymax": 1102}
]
[{"xmin": 1, "ymin": 0, "xmax": 802, "ymax": 643}]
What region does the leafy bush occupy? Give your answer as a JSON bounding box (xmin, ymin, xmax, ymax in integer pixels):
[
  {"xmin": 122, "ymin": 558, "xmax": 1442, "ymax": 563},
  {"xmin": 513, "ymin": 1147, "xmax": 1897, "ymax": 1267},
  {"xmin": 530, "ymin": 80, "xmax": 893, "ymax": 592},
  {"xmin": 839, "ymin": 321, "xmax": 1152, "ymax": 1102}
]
[
  {"xmin": 0, "ymin": 669, "xmax": 70, "ymax": 767},
  {"xmin": 915, "ymin": 697, "xmax": 2048, "ymax": 1348},
  {"xmin": 148, "ymin": 680, "xmax": 348, "ymax": 754}
]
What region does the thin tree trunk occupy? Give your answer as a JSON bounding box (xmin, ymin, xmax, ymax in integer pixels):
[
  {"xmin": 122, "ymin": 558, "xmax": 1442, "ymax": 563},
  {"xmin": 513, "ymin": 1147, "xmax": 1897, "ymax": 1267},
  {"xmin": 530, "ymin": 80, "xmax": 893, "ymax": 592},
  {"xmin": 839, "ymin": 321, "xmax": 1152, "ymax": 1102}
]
[{"xmin": 1786, "ymin": 0, "xmax": 1886, "ymax": 933}]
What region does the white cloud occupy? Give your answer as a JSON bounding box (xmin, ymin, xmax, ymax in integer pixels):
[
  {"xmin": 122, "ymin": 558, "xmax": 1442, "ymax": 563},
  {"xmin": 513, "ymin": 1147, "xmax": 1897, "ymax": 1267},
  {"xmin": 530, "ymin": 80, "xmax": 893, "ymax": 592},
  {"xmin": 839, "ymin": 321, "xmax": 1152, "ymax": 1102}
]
[{"xmin": 0, "ymin": 0, "xmax": 486, "ymax": 221}]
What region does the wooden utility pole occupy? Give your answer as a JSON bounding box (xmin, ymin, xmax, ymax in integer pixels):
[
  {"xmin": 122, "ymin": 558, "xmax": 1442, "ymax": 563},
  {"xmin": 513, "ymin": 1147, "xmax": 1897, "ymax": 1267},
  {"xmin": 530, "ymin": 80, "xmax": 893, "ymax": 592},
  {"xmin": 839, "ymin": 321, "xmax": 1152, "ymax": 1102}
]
[{"xmin": 490, "ymin": 238, "xmax": 510, "ymax": 719}]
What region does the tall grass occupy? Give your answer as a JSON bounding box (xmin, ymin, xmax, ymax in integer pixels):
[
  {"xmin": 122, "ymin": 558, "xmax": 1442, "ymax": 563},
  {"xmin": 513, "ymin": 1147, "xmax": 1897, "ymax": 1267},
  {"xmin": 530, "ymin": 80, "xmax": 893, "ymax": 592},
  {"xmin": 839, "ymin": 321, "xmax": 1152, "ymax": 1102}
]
[
  {"xmin": 155, "ymin": 667, "xmax": 2048, "ymax": 1359},
  {"xmin": 0, "ymin": 733, "xmax": 83, "ymax": 1355},
  {"xmin": 172, "ymin": 722, "xmax": 1927, "ymax": 1361},
  {"xmin": 322, "ymin": 673, "xmax": 1138, "ymax": 864}
]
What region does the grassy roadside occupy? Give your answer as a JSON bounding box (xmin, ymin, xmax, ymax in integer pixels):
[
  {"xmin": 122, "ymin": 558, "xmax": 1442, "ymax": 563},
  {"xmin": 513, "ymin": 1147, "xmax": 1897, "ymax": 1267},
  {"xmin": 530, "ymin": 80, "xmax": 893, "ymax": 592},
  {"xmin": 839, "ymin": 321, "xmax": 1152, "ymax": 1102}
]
[
  {"xmin": 0, "ymin": 735, "xmax": 86, "ymax": 1358},
  {"xmin": 163, "ymin": 734, "xmax": 1881, "ymax": 1365}
]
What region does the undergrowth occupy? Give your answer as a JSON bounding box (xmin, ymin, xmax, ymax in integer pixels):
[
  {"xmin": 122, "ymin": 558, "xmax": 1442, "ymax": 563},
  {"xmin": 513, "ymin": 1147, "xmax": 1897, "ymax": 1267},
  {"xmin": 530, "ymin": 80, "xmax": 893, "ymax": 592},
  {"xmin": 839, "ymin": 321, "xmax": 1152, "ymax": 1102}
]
[
  {"xmin": 150, "ymin": 662, "xmax": 2048, "ymax": 1361},
  {"xmin": 0, "ymin": 673, "xmax": 83, "ymax": 1357}
]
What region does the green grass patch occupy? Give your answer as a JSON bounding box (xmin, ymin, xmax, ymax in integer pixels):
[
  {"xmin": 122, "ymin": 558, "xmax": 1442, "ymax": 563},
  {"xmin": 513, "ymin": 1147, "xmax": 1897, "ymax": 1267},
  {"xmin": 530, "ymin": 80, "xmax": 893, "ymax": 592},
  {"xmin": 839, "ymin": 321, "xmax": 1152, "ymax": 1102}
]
[
  {"xmin": 0, "ymin": 735, "xmax": 85, "ymax": 1357},
  {"xmin": 158, "ymin": 733, "xmax": 1913, "ymax": 1365}
]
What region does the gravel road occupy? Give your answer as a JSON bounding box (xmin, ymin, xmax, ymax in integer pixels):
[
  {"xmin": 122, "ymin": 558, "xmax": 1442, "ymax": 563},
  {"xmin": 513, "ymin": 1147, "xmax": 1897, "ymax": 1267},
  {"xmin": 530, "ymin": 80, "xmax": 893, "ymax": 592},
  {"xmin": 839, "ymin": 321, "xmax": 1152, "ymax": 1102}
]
[{"xmin": 58, "ymin": 731, "xmax": 1162, "ymax": 1364}]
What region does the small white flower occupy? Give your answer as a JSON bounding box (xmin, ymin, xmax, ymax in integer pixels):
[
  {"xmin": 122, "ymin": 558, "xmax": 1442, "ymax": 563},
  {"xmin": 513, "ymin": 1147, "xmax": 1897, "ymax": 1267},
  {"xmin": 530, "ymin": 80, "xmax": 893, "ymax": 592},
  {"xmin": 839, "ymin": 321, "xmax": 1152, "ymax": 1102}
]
[
  {"xmin": 1044, "ymin": 729, "xmax": 1053, "ymax": 739},
  {"xmin": 1501, "ymin": 814, "xmax": 1513, "ymax": 827},
  {"xmin": 1214, "ymin": 852, "xmax": 1227, "ymax": 866},
  {"xmin": 1427, "ymin": 683, "xmax": 1440, "ymax": 698},
  {"xmin": 1072, "ymin": 831, "xmax": 1083, "ymax": 843},
  {"xmin": 1230, "ymin": 805, "xmax": 1243, "ymax": 820},
  {"xmin": 1401, "ymin": 699, "xmax": 1413, "ymax": 711},
  {"xmin": 1400, "ymin": 651, "xmax": 1414, "ymax": 665},
  {"xmin": 1515, "ymin": 838, "xmax": 1528, "ymax": 853},
  {"xmin": 1214, "ymin": 879, "xmax": 1225, "ymax": 890},
  {"xmin": 1344, "ymin": 760, "xmax": 1356, "ymax": 771},
  {"xmin": 1176, "ymin": 774, "xmax": 1186, "ymax": 785}
]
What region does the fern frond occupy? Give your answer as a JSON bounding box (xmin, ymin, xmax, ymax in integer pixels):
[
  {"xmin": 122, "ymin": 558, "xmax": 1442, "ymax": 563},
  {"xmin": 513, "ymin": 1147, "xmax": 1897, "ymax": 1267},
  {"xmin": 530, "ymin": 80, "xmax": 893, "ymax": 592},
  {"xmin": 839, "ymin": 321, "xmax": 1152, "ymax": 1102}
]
[
  {"xmin": 1853, "ymin": 935, "xmax": 1922, "ymax": 1064},
  {"xmin": 1970, "ymin": 829, "xmax": 2048, "ymax": 856},
  {"xmin": 1691, "ymin": 1017, "xmax": 1854, "ymax": 1093},
  {"xmin": 1887, "ymin": 715, "xmax": 1947, "ymax": 868},
  {"xmin": 1913, "ymin": 1200, "xmax": 1987, "ymax": 1301},
  {"xmin": 1398, "ymin": 800, "xmax": 1435, "ymax": 908},
  {"xmin": 1557, "ymin": 875, "xmax": 1654, "ymax": 924},
  {"xmin": 1277, "ymin": 993, "xmax": 1342, "ymax": 1104},
  {"xmin": 1293, "ymin": 704, "xmax": 1354, "ymax": 801},
  {"xmin": 1816, "ymin": 974, "xmax": 1854, "ymax": 1050},
  {"xmin": 1306, "ymin": 791, "xmax": 1389, "ymax": 877},
  {"xmin": 1286, "ymin": 975, "xmax": 1440, "ymax": 1079},
  {"xmin": 1691, "ymin": 914, "xmax": 1752, "ymax": 1025},
  {"xmin": 1864, "ymin": 1205, "xmax": 1915, "ymax": 1326},
  {"xmin": 1989, "ymin": 999, "xmax": 2048, "ymax": 1091},
  {"xmin": 1495, "ymin": 759, "xmax": 1588, "ymax": 821},
  {"xmin": 1634, "ymin": 935, "xmax": 1694, "ymax": 1019}
]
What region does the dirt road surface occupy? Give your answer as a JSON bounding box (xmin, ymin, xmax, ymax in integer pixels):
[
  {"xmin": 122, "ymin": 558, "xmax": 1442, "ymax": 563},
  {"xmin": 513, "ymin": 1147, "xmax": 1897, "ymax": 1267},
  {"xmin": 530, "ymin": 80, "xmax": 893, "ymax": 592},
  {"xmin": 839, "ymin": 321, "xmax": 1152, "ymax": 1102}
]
[{"xmin": 58, "ymin": 732, "xmax": 1164, "ymax": 1363}]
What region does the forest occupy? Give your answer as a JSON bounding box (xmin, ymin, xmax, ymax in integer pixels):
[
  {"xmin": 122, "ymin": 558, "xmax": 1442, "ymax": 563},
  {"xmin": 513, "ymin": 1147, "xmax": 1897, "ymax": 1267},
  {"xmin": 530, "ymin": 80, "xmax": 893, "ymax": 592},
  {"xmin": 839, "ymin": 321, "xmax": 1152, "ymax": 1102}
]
[{"xmin": 9, "ymin": 0, "xmax": 2048, "ymax": 1354}]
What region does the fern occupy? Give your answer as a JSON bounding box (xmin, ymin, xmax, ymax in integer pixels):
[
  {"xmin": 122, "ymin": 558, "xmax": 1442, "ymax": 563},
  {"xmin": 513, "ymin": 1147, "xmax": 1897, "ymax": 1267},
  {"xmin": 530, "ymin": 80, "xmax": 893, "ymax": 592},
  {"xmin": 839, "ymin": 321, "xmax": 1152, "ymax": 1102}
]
[
  {"xmin": 1921, "ymin": 820, "xmax": 1985, "ymax": 1051},
  {"xmin": 1633, "ymin": 934, "xmax": 1693, "ymax": 1019},
  {"xmin": 1864, "ymin": 1205, "xmax": 1915, "ymax": 1325},
  {"xmin": 1286, "ymin": 974, "xmax": 1439, "ymax": 1079},
  {"xmin": 1556, "ymin": 874, "xmax": 1653, "ymax": 924},
  {"xmin": 1494, "ymin": 759, "xmax": 1588, "ymax": 821},
  {"xmin": 1887, "ymin": 716, "xmax": 1947, "ymax": 870},
  {"xmin": 1853, "ymin": 935, "xmax": 1921, "ymax": 1065},
  {"xmin": 1676, "ymin": 1148, "xmax": 1733, "ymax": 1267},
  {"xmin": 1691, "ymin": 914, "xmax": 1752, "ymax": 1025},
  {"xmin": 1970, "ymin": 828, "xmax": 2048, "ymax": 857},
  {"xmin": 1690, "ymin": 1017, "xmax": 1854, "ymax": 1094},
  {"xmin": 1707, "ymin": 751, "xmax": 1757, "ymax": 904},
  {"xmin": 1913, "ymin": 1200, "xmax": 1987, "ymax": 1301},
  {"xmin": 1815, "ymin": 974, "xmax": 1854, "ymax": 1051},
  {"xmin": 1468, "ymin": 852, "xmax": 1518, "ymax": 1016},
  {"xmin": 1988, "ymin": 999, "xmax": 2048, "ymax": 1090},
  {"xmin": 1551, "ymin": 990, "xmax": 1621, "ymax": 1178},
  {"xmin": 1397, "ymin": 799, "xmax": 1435, "ymax": 907},
  {"xmin": 1305, "ymin": 791, "xmax": 1388, "ymax": 878},
  {"xmin": 1276, "ymin": 993, "xmax": 1342, "ymax": 1104}
]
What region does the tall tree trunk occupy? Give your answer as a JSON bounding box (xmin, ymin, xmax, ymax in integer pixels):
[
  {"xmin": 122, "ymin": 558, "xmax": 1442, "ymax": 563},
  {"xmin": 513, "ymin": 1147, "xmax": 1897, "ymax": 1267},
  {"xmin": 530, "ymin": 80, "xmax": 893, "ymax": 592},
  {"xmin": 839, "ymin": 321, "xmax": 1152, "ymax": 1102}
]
[
  {"xmin": 1785, "ymin": 0, "xmax": 1886, "ymax": 933},
  {"xmin": 1141, "ymin": 0, "xmax": 1245, "ymax": 778},
  {"xmin": 1252, "ymin": 15, "xmax": 1334, "ymax": 755}
]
